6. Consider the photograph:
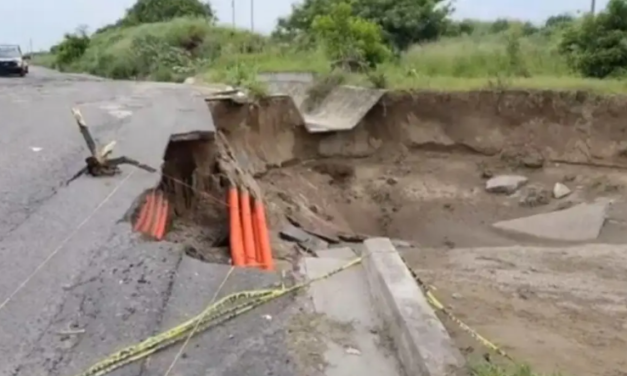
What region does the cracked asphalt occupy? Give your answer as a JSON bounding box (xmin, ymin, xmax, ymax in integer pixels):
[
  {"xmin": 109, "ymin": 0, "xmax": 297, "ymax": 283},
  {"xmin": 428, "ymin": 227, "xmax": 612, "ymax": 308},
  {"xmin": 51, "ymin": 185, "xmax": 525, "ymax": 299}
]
[{"xmin": 0, "ymin": 67, "xmax": 298, "ymax": 376}]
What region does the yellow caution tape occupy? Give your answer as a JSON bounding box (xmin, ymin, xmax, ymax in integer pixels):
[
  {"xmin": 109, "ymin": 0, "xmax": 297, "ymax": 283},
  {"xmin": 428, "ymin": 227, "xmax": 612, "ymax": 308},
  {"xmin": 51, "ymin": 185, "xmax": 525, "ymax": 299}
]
[
  {"xmin": 73, "ymin": 257, "xmax": 362, "ymax": 376},
  {"xmin": 400, "ymin": 255, "xmax": 514, "ymax": 362}
]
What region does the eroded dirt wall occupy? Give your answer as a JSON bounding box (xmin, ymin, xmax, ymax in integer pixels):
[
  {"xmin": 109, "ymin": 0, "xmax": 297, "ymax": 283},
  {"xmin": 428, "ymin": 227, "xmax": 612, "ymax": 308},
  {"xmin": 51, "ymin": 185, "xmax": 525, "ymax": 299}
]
[{"xmin": 209, "ymin": 90, "xmax": 627, "ymax": 174}]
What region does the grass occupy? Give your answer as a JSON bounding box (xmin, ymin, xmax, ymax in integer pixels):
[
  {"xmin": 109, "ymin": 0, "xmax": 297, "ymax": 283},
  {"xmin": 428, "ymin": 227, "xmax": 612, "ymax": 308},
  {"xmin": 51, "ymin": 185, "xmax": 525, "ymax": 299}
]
[
  {"xmin": 32, "ymin": 17, "xmax": 627, "ymax": 94},
  {"xmin": 470, "ymin": 361, "xmax": 560, "ymax": 376}
]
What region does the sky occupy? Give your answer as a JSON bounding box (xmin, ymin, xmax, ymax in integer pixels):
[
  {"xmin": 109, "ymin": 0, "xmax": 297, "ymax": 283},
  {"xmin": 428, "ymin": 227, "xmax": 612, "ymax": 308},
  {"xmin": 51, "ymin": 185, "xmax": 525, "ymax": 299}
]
[{"xmin": 0, "ymin": 0, "xmax": 610, "ymax": 52}]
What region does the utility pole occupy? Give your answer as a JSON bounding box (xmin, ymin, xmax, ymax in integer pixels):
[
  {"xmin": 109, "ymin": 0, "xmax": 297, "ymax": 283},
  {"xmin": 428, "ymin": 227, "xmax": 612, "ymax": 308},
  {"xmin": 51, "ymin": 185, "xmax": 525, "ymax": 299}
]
[
  {"xmin": 29, "ymin": 38, "xmax": 33, "ymax": 53},
  {"xmin": 250, "ymin": 0, "xmax": 254, "ymax": 32},
  {"xmin": 231, "ymin": 0, "xmax": 236, "ymax": 28},
  {"xmin": 591, "ymin": 0, "xmax": 596, "ymax": 15}
]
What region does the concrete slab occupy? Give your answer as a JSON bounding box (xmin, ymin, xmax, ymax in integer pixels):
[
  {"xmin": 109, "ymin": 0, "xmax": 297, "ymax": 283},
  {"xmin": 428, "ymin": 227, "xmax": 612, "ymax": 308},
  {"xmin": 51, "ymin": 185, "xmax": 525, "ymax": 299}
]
[
  {"xmin": 265, "ymin": 81, "xmax": 312, "ymax": 110},
  {"xmin": 264, "ymin": 80, "xmax": 384, "ymax": 133},
  {"xmin": 492, "ymin": 201, "xmax": 609, "ymax": 241},
  {"xmin": 167, "ymin": 86, "xmax": 216, "ymax": 141},
  {"xmin": 486, "ymin": 175, "xmax": 528, "ymax": 194},
  {"xmin": 301, "ymin": 257, "xmax": 402, "ymax": 376},
  {"xmin": 280, "ymin": 223, "xmax": 329, "ymax": 251},
  {"xmin": 362, "ymin": 238, "xmax": 465, "ymax": 376},
  {"xmin": 304, "ymin": 86, "xmax": 384, "ymax": 133}
]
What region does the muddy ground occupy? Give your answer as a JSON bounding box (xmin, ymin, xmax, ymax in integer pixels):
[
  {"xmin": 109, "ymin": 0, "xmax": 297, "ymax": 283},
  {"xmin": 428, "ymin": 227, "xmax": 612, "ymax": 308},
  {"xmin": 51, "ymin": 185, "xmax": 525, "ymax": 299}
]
[
  {"xmin": 163, "ymin": 91, "xmax": 627, "ymax": 376},
  {"xmin": 258, "ymin": 152, "xmax": 627, "ymax": 376}
]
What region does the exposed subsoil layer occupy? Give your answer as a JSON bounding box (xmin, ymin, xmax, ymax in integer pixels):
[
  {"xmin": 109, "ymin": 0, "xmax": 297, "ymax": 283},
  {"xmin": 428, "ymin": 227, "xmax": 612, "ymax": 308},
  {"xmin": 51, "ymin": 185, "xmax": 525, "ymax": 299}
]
[
  {"xmin": 165, "ymin": 92, "xmax": 627, "ymax": 376},
  {"xmin": 159, "ymin": 138, "xmax": 232, "ymax": 263}
]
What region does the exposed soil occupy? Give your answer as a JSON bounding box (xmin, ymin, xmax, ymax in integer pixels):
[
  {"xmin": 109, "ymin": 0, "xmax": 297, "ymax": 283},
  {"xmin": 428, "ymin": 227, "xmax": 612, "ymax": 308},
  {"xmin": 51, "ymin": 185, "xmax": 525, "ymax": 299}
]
[{"xmin": 161, "ymin": 91, "xmax": 627, "ymax": 376}]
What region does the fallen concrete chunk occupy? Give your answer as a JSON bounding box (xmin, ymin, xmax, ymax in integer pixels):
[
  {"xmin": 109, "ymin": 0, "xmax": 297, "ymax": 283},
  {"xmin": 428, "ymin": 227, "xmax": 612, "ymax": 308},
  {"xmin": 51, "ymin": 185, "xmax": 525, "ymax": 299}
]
[
  {"xmin": 486, "ymin": 175, "xmax": 528, "ymax": 194},
  {"xmin": 280, "ymin": 223, "xmax": 312, "ymax": 242},
  {"xmin": 362, "ymin": 238, "xmax": 465, "ymax": 376},
  {"xmin": 493, "ymin": 201, "xmax": 609, "ymax": 241},
  {"xmin": 553, "ymin": 182, "xmax": 572, "ymax": 199},
  {"xmin": 280, "ymin": 223, "xmax": 329, "ymax": 250}
]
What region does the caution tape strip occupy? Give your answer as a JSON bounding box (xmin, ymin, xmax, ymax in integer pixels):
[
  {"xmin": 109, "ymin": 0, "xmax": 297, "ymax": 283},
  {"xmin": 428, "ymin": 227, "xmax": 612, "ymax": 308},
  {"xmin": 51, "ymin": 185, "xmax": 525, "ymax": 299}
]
[
  {"xmin": 399, "ymin": 255, "xmax": 514, "ymax": 362},
  {"xmin": 74, "ymin": 253, "xmax": 514, "ymax": 376}
]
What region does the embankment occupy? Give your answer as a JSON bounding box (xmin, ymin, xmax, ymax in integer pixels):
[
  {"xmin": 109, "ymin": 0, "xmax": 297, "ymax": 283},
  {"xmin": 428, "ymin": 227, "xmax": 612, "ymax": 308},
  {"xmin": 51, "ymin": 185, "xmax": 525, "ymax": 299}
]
[{"xmin": 208, "ymin": 84, "xmax": 627, "ymax": 176}]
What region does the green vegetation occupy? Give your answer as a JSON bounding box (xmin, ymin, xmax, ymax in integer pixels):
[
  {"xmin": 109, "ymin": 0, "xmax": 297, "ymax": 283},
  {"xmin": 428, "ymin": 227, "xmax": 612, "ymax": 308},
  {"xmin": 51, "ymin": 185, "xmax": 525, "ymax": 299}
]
[
  {"xmin": 471, "ymin": 361, "xmax": 560, "ymax": 376},
  {"xmin": 32, "ymin": 0, "xmax": 627, "ymax": 94}
]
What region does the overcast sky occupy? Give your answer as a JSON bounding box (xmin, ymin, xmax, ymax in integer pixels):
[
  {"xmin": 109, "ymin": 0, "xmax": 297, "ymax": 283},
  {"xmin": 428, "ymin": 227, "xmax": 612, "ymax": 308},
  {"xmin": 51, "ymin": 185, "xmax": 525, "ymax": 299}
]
[{"xmin": 0, "ymin": 0, "xmax": 607, "ymax": 51}]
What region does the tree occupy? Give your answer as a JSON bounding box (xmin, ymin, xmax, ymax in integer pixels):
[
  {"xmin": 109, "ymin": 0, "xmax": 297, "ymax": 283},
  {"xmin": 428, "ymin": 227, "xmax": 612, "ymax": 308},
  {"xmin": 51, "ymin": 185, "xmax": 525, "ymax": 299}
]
[
  {"xmin": 54, "ymin": 26, "xmax": 91, "ymax": 69},
  {"xmin": 273, "ymin": 0, "xmax": 452, "ymax": 51},
  {"xmin": 559, "ymin": 0, "xmax": 627, "ymax": 78},
  {"xmin": 272, "ymin": 0, "xmax": 334, "ymax": 42},
  {"xmin": 312, "ymin": 2, "xmax": 390, "ymax": 69},
  {"xmin": 490, "ymin": 18, "xmax": 511, "ymax": 33},
  {"xmin": 544, "ymin": 14, "xmax": 575, "ymax": 30},
  {"xmin": 123, "ymin": 0, "xmax": 215, "ymax": 26}
]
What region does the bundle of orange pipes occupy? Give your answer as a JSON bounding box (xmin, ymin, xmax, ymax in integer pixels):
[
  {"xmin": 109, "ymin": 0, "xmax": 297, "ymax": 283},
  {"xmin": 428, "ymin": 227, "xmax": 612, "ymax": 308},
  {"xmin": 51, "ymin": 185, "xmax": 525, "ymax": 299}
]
[
  {"xmin": 133, "ymin": 190, "xmax": 169, "ymax": 241},
  {"xmin": 228, "ymin": 187, "xmax": 274, "ymax": 270}
]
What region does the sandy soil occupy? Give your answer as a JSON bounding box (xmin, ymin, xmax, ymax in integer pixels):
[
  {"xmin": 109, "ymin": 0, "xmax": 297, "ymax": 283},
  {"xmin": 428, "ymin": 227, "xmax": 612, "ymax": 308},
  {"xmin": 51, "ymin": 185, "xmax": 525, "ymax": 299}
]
[
  {"xmin": 257, "ymin": 150, "xmax": 627, "ymax": 376},
  {"xmin": 404, "ymin": 244, "xmax": 627, "ymax": 376}
]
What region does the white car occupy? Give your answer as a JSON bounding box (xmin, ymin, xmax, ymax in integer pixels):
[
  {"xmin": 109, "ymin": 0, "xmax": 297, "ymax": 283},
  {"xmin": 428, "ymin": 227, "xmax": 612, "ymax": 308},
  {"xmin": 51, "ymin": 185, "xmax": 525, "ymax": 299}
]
[{"xmin": 0, "ymin": 44, "xmax": 29, "ymax": 76}]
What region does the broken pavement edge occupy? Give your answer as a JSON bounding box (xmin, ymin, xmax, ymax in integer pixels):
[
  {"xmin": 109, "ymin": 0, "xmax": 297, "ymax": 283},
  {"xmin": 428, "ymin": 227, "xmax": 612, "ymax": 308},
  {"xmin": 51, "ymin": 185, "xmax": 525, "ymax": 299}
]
[{"xmin": 362, "ymin": 237, "xmax": 466, "ymax": 376}]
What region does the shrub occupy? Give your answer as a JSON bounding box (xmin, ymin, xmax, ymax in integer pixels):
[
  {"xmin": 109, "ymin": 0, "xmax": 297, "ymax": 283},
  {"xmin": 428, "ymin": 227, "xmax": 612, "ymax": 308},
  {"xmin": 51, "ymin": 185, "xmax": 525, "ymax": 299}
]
[
  {"xmin": 311, "ymin": 2, "xmax": 391, "ymax": 70},
  {"xmin": 559, "ymin": 0, "xmax": 627, "ymax": 78},
  {"xmin": 54, "ymin": 29, "xmax": 90, "ymax": 69}
]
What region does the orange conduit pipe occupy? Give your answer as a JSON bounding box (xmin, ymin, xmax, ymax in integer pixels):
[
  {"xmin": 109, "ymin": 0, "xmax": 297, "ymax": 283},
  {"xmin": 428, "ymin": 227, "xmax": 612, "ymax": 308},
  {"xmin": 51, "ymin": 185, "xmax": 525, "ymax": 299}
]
[
  {"xmin": 152, "ymin": 192, "xmax": 169, "ymax": 241},
  {"xmin": 251, "ymin": 204, "xmax": 263, "ymax": 269},
  {"xmin": 239, "ymin": 189, "xmax": 257, "ymax": 267},
  {"xmin": 253, "ymin": 198, "xmax": 274, "ymax": 271},
  {"xmin": 228, "ymin": 187, "xmax": 246, "ymax": 267},
  {"xmin": 133, "ymin": 191, "xmax": 155, "ymax": 233}
]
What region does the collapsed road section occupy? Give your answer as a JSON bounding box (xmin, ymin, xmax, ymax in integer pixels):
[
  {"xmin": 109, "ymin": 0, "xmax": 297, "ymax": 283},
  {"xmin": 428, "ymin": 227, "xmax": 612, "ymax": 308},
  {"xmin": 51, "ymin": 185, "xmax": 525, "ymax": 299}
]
[
  {"xmin": 0, "ymin": 78, "xmax": 428, "ymax": 376},
  {"xmin": 2, "ymin": 70, "xmax": 627, "ymax": 376}
]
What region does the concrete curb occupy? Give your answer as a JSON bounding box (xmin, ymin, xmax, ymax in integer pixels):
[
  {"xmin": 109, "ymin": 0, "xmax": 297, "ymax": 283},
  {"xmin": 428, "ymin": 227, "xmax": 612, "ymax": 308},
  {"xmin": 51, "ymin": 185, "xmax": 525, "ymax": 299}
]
[{"xmin": 362, "ymin": 237, "xmax": 466, "ymax": 376}]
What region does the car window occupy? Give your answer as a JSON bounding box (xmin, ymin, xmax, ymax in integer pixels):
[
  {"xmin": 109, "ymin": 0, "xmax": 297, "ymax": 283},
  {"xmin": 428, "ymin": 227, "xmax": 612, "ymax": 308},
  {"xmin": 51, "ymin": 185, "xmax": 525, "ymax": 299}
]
[{"xmin": 0, "ymin": 46, "xmax": 21, "ymax": 58}]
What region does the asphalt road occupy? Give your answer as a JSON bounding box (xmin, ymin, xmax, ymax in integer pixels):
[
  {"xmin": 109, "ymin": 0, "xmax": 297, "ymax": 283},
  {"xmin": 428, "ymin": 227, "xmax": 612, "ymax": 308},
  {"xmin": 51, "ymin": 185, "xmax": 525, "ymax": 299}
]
[{"xmin": 0, "ymin": 67, "xmax": 299, "ymax": 376}]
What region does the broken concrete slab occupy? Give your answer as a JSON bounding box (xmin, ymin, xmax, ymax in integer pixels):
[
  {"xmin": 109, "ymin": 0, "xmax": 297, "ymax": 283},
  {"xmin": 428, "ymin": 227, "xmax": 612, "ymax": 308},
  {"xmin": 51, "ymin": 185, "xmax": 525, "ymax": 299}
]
[
  {"xmin": 300, "ymin": 257, "xmax": 402, "ymax": 376},
  {"xmin": 553, "ymin": 182, "xmax": 572, "ymax": 199},
  {"xmin": 493, "ymin": 201, "xmax": 610, "ymax": 241},
  {"xmin": 362, "ymin": 238, "xmax": 465, "ymax": 376},
  {"xmin": 304, "ymin": 86, "xmax": 385, "ymax": 133},
  {"xmin": 486, "ymin": 175, "xmax": 528, "ymax": 194},
  {"xmin": 280, "ymin": 223, "xmax": 329, "ymax": 251},
  {"xmin": 169, "ymin": 88, "xmax": 216, "ymax": 141}
]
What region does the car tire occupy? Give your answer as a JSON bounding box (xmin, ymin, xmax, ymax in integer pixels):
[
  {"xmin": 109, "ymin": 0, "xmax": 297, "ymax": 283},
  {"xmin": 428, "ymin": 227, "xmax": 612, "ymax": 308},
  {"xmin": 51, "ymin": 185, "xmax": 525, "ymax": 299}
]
[{"xmin": 19, "ymin": 69, "xmax": 25, "ymax": 77}]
